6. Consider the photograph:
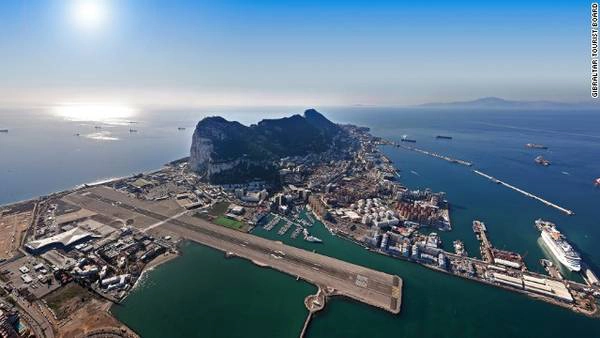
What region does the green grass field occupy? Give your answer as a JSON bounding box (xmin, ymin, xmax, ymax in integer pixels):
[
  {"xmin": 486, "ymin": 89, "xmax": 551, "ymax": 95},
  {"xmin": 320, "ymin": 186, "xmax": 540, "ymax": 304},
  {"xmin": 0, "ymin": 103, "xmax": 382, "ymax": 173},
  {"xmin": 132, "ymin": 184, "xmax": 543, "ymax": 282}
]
[{"xmin": 214, "ymin": 216, "xmax": 244, "ymax": 230}]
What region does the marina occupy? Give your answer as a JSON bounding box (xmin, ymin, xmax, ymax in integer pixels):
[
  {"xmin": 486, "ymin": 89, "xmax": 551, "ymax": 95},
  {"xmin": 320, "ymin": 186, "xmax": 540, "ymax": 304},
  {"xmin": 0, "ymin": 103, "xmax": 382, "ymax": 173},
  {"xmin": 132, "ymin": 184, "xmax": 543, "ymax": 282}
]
[
  {"xmin": 263, "ymin": 215, "xmax": 280, "ymax": 231},
  {"xmin": 473, "ymin": 170, "xmax": 575, "ymax": 215},
  {"xmin": 277, "ymin": 221, "xmax": 292, "ymax": 236}
]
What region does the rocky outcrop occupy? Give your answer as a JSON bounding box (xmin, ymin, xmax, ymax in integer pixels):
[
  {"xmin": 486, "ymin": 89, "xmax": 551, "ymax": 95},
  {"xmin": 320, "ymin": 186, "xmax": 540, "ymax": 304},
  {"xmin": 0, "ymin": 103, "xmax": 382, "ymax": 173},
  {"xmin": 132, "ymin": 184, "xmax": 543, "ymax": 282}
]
[{"xmin": 189, "ymin": 109, "xmax": 343, "ymax": 183}]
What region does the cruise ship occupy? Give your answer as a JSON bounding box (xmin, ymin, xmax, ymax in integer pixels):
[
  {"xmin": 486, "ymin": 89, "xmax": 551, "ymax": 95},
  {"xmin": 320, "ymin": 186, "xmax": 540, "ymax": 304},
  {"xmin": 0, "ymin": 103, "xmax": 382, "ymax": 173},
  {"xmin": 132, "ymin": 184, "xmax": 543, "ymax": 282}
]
[{"xmin": 535, "ymin": 219, "xmax": 581, "ymax": 272}]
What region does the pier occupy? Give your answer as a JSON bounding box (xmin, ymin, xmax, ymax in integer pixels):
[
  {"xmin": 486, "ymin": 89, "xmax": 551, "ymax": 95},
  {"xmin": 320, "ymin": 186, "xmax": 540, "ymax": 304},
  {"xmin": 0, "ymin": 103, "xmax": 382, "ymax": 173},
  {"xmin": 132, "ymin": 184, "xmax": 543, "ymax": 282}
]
[
  {"xmin": 299, "ymin": 286, "xmax": 326, "ymax": 338},
  {"xmin": 473, "ymin": 170, "xmax": 575, "ymax": 215}
]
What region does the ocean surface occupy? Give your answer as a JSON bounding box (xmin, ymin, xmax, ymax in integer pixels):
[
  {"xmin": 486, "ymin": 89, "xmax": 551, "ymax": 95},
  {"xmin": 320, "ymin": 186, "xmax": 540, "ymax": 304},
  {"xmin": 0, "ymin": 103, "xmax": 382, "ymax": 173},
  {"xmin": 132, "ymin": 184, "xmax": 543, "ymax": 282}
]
[{"xmin": 2, "ymin": 106, "xmax": 600, "ymax": 337}]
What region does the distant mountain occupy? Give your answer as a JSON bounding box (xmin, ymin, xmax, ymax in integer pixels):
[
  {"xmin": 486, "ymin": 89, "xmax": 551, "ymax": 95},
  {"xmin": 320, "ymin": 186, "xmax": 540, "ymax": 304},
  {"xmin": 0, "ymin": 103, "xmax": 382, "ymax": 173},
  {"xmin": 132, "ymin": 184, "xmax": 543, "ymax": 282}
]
[
  {"xmin": 418, "ymin": 97, "xmax": 597, "ymax": 109},
  {"xmin": 190, "ymin": 109, "xmax": 344, "ymax": 183}
]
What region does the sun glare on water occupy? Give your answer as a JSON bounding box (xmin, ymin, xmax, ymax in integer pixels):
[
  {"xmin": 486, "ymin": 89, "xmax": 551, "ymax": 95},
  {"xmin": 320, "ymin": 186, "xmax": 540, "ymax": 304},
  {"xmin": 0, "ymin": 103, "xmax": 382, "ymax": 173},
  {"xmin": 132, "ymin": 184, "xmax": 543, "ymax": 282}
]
[{"xmin": 52, "ymin": 103, "xmax": 137, "ymax": 123}]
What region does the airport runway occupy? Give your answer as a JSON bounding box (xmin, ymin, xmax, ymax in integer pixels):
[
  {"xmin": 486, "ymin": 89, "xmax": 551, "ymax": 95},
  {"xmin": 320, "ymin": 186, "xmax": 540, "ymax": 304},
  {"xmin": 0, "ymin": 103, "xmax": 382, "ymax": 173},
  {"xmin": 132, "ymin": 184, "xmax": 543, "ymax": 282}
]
[{"xmin": 65, "ymin": 186, "xmax": 402, "ymax": 314}]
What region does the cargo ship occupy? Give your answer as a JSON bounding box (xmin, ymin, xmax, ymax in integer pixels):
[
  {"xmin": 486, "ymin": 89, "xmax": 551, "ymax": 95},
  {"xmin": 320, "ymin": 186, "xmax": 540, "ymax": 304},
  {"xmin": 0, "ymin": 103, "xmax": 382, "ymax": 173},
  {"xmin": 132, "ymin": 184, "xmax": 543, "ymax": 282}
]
[
  {"xmin": 401, "ymin": 135, "xmax": 416, "ymax": 143},
  {"xmin": 535, "ymin": 219, "xmax": 581, "ymax": 272},
  {"xmin": 0, "ymin": 129, "xmax": 8, "ymax": 133},
  {"xmin": 534, "ymin": 155, "xmax": 550, "ymax": 166},
  {"xmin": 526, "ymin": 143, "xmax": 548, "ymax": 149},
  {"xmin": 436, "ymin": 135, "xmax": 453, "ymax": 140}
]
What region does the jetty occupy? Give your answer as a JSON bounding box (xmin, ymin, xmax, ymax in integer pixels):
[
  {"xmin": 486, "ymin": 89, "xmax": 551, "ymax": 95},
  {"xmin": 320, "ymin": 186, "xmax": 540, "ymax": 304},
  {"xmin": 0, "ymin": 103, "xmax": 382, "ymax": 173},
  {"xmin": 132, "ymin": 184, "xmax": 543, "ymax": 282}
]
[
  {"xmin": 473, "ymin": 170, "xmax": 574, "ymax": 215},
  {"xmin": 394, "ymin": 143, "xmax": 473, "ymax": 167}
]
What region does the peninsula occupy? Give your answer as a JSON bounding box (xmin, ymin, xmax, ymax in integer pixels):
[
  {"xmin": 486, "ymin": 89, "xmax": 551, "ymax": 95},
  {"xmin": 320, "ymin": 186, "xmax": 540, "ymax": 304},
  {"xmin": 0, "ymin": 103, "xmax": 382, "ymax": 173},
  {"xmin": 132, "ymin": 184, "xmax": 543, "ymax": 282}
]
[{"xmin": 1, "ymin": 109, "xmax": 599, "ymax": 338}]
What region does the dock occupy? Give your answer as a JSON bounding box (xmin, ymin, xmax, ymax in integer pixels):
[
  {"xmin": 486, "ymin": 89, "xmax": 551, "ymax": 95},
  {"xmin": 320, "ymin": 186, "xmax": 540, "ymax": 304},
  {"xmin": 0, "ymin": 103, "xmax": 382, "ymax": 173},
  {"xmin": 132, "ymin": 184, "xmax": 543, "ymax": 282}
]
[{"xmin": 473, "ymin": 170, "xmax": 574, "ymax": 215}]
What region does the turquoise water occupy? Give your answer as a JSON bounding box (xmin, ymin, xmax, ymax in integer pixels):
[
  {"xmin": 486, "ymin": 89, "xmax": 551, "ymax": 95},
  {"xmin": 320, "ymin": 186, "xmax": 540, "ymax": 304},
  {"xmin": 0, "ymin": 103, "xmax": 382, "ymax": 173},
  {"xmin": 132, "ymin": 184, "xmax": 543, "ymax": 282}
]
[
  {"xmin": 112, "ymin": 242, "xmax": 315, "ymax": 338},
  {"xmin": 3, "ymin": 108, "xmax": 600, "ymax": 337}
]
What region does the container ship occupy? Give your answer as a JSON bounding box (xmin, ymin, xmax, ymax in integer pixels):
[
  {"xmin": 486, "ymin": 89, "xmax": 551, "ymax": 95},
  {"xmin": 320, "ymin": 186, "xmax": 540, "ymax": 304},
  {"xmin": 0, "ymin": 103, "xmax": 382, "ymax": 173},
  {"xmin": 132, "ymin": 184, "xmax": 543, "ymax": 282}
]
[
  {"xmin": 534, "ymin": 155, "xmax": 551, "ymax": 166},
  {"xmin": 535, "ymin": 219, "xmax": 581, "ymax": 272},
  {"xmin": 436, "ymin": 135, "xmax": 453, "ymax": 140},
  {"xmin": 526, "ymin": 143, "xmax": 548, "ymax": 149}
]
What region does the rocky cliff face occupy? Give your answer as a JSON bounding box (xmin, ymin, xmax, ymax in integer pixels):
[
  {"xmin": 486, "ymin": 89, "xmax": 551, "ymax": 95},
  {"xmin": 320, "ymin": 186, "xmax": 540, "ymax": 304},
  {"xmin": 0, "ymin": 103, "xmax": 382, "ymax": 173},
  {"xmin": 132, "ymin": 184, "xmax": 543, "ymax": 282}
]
[{"xmin": 189, "ymin": 109, "xmax": 343, "ymax": 183}]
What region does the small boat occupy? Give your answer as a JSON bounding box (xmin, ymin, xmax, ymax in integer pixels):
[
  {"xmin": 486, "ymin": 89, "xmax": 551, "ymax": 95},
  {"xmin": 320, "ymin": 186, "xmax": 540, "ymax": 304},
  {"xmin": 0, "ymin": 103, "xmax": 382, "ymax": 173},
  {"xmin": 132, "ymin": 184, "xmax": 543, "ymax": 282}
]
[
  {"xmin": 595, "ymin": 178, "xmax": 600, "ymax": 187},
  {"xmin": 178, "ymin": 127, "xmax": 186, "ymax": 131}
]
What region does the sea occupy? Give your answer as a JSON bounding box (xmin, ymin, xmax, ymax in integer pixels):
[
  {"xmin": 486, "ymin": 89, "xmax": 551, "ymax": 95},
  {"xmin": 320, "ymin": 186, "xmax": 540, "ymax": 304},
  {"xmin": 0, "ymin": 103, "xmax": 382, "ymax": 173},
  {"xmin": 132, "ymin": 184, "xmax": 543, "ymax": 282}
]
[{"xmin": 2, "ymin": 106, "xmax": 600, "ymax": 337}]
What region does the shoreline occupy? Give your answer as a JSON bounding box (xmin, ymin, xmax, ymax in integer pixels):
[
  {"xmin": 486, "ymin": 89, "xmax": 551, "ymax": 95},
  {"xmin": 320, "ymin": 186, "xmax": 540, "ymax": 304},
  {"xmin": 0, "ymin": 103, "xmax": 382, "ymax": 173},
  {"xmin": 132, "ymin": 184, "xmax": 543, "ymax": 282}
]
[
  {"xmin": 124, "ymin": 249, "xmax": 182, "ymax": 298},
  {"xmin": 314, "ymin": 210, "xmax": 599, "ymax": 318}
]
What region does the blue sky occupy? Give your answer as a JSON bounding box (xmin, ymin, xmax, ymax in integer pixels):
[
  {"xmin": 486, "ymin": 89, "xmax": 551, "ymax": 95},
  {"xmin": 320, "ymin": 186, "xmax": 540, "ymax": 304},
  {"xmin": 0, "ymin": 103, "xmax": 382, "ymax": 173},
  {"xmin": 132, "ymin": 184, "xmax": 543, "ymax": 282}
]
[{"xmin": 0, "ymin": 0, "xmax": 593, "ymax": 107}]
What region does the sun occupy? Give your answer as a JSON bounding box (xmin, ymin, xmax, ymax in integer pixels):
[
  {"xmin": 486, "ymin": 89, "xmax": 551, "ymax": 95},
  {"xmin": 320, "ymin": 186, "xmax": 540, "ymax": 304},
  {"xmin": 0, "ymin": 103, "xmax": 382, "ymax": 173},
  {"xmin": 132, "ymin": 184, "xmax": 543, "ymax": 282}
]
[{"xmin": 71, "ymin": 0, "xmax": 109, "ymax": 31}]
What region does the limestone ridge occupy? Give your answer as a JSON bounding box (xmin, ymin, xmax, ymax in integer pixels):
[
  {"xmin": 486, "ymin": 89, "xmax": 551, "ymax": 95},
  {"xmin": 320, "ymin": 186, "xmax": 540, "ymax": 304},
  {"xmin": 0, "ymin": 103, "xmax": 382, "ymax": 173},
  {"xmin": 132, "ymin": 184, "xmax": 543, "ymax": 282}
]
[{"xmin": 190, "ymin": 109, "xmax": 343, "ymax": 183}]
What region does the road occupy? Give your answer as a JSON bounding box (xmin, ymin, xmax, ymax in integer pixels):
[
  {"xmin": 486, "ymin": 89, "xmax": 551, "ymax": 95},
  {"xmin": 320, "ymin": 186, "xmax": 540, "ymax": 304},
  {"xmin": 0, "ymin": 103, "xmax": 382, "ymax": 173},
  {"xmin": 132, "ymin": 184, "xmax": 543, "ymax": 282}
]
[{"xmin": 0, "ymin": 280, "xmax": 55, "ymax": 338}]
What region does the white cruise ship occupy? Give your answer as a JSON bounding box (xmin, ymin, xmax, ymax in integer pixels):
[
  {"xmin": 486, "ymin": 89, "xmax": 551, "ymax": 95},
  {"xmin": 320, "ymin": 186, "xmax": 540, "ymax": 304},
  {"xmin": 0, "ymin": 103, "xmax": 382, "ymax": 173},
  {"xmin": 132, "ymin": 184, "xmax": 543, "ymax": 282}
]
[{"xmin": 535, "ymin": 219, "xmax": 581, "ymax": 272}]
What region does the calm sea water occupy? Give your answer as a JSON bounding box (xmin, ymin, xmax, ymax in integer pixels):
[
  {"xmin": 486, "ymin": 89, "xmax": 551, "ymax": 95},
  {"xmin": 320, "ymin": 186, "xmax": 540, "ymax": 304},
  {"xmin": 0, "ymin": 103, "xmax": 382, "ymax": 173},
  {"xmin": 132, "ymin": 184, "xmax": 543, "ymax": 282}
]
[{"xmin": 2, "ymin": 107, "xmax": 600, "ymax": 337}]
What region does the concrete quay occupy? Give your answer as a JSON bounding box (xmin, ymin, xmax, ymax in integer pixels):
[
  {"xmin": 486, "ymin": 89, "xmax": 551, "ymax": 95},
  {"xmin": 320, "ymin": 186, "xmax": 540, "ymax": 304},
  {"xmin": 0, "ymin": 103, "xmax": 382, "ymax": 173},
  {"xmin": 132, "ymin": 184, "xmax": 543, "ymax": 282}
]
[{"xmin": 65, "ymin": 187, "xmax": 403, "ymax": 315}]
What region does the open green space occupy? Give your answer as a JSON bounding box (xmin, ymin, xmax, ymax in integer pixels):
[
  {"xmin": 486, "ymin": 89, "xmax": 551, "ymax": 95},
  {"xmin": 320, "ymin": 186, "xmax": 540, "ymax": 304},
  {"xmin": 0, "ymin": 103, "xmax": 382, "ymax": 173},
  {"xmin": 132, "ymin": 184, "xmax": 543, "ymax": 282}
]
[{"xmin": 214, "ymin": 215, "xmax": 245, "ymax": 230}]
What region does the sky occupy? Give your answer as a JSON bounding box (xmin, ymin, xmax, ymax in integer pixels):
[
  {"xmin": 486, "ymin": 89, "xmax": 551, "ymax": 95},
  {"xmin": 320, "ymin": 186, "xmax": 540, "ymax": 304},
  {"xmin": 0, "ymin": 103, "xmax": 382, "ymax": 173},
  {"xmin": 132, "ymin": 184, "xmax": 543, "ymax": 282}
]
[{"xmin": 0, "ymin": 0, "xmax": 594, "ymax": 108}]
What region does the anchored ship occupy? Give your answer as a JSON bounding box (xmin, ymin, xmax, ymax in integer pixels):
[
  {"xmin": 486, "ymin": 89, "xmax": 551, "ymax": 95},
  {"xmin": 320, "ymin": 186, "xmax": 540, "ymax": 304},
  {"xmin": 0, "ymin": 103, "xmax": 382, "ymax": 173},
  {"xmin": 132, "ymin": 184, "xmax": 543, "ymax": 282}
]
[
  {"xmin": 534, "ymin": 155, "xmax": 551, "ymax": 166},
  {"xmin": 400, "ymin": 135, "xmax": 416, "ymax": 143},
  {"xmin": 535, "ymin": 219, "xmax": 581, "ymax": 272},
  {"xmin": 526, "ymin": 143, "xmax": 548, "ymax": 149},
  {"xmin": 436, "ymin": 135, "xmax": 453, "ymax": 140}
]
